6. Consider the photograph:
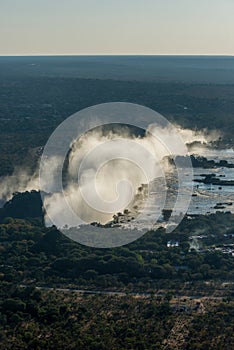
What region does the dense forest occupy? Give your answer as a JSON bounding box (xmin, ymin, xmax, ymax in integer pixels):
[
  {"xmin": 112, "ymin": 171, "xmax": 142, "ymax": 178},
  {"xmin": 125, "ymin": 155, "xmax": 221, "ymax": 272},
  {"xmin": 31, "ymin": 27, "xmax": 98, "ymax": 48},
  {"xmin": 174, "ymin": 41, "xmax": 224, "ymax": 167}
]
[
  {"xmin": 0, "ymin": 193, "xmax": 234, "ymax": 289},
  {"xmin": 0, "ymin": 196, "xmax": 233, "ymax": 349},
  {"xmin": 0, "ymin": 286, "xmax": 233, "ymax": 350},
  {"xmin": 0, "ymin": 70, "xmax": 234, "ymax": 348},
  {"xmin": 0, "ymin": 77, "xmax": 234, "ymax": 176}
]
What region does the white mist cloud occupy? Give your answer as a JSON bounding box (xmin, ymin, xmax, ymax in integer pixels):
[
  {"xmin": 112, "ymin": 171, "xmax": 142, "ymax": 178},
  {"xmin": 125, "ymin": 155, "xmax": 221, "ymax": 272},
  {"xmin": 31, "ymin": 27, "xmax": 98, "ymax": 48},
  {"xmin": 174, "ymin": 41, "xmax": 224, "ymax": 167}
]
[{"xmin": 0, "ymin": 125, "xmax": 220, "ymax": 227}]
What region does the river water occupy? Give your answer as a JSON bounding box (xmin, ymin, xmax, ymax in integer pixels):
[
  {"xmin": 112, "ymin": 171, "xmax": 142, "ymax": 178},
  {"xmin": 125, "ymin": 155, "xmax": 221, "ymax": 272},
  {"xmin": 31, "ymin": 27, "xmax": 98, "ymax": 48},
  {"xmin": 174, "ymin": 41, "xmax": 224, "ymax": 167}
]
[{"xmin": 120, "ymin": 148, "xmax": 234, "ymax": 231}]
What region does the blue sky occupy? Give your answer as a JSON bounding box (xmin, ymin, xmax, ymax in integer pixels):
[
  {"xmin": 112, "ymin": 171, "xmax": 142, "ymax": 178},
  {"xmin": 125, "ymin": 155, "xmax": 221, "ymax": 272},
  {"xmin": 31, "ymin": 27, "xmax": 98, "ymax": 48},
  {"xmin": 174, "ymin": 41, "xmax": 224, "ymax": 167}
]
[{"xmin": 0, "ymin": 0, "xmax": 233, "ymax": 55}]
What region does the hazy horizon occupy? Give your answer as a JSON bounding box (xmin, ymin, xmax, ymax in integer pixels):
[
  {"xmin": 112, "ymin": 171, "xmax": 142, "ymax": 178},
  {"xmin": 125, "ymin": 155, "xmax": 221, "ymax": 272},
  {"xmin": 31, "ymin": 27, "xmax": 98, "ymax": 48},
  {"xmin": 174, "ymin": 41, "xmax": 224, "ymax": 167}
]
[
  {"xmin": 1, "ymin": 55, "xmax": 234, "ymax": 84},
  {"xmin": 0, "ymin": 54, "xmax": 234, "ymax": 57}
]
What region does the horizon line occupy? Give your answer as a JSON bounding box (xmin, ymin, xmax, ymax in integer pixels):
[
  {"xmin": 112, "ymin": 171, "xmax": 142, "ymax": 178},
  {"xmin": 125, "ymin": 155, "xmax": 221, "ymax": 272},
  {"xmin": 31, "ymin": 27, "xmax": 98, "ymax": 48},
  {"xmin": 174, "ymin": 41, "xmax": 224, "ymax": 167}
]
[{"xmin": 0, "ymin": 53, "xmax": 234, "ymax": 57}]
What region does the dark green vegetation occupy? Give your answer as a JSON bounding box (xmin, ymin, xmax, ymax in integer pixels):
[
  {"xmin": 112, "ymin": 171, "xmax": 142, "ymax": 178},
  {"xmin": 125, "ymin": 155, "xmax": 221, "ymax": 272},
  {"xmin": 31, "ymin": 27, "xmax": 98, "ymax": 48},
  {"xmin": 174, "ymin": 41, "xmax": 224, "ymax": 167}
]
[
  {"xmin": 0, "ymin": 201, "xmax": 234, "ymax": 288},
  {"xmin": 1, "ymin": 76, "xmax": 234, "ymax": 176},
  {"xmin": 195, "ymin": 173, "xmax": 234, "ymax": 186},
  {"xmin": 176, "ymin": 155, "xmax": 234, "ymax": 169},
  {"xmin": 1, "ymin": 190, "xmax": 234, "ymax": 350},
  {"xmin": 0, "ymin": 287, "xmax": 233, "ymax": 350},
  {"xmin": 0, "ymin": 57, "xmax": 234, "ymax": 349},
  {"xmin": 0, "ymin": 191, "xmax": 43, "ymax": 221},
  {"xmin": 0, "ymin": 206, "xmax": 234, "ymax": 349}
]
